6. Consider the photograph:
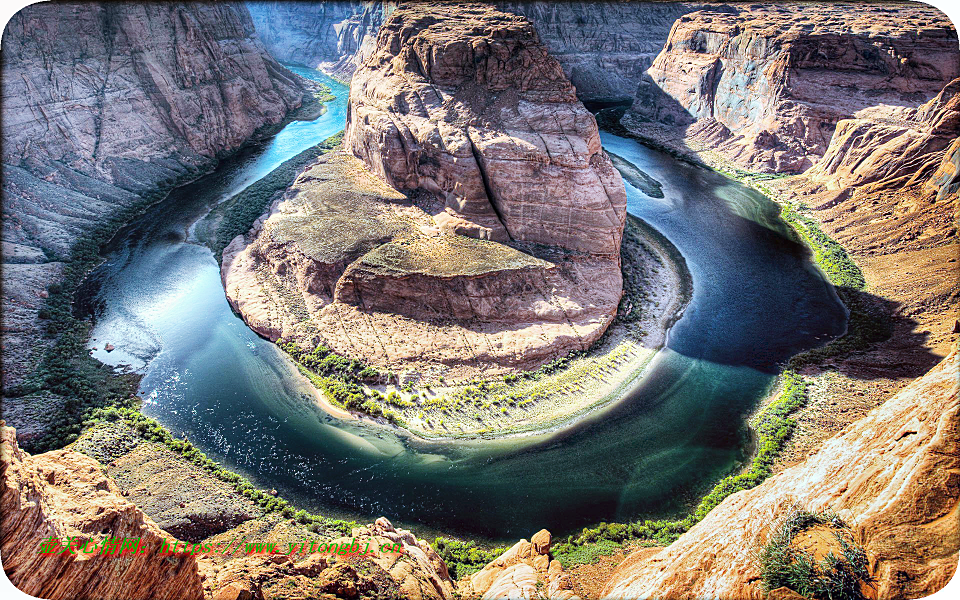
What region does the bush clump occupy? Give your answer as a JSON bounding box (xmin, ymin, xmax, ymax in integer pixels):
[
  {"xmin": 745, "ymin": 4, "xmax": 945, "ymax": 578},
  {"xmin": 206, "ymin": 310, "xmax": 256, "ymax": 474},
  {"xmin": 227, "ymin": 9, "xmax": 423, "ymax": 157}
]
[{"xmin": 759, "ymin": 510, "xmax": 874, "ymax": 600}]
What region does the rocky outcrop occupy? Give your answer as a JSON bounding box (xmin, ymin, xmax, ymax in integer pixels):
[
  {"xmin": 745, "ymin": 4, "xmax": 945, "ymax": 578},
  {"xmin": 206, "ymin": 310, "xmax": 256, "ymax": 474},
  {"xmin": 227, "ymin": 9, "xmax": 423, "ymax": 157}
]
[
  {"xmin": 344, "ymin": 2, "xmax": 627, "ymax": 254},
  {"xmin": 602, "ymin": 348, "xmax": 959, "ymax": 600},
  {"xmin": 0, "ymin": 426, "xmax": 204, "ymax": 600},
  {"xmin": 499, "ymin": 2, "xmax": 695, "ymax": 103},
  {"xmin": 246, "ymin": 1, "xmax": 395, "ymax": 80},
  {"xmin": 624, "ymin": 3, "xmax": 959, "ymax": 172},
  {"xmin": 460, "ymin": 529, "xmax": 579, "ymax": 599},
  {"xmin": 204, "ymin": 516, "xmax": 454, "ymax": 600},
  {"xmin": 227, "ymin": 3, "xmax": 627, "ymax": 379},
  {"xmin": 223, "ymin": 150, "xmax": 622, "ymax": 378},
  {"xmin": 1, "ymin": 2, "xmax": 303, "ymax": 422},
  {"xmin": 786, "ymin": 77, "xmax": 960, "ymax": 256}
]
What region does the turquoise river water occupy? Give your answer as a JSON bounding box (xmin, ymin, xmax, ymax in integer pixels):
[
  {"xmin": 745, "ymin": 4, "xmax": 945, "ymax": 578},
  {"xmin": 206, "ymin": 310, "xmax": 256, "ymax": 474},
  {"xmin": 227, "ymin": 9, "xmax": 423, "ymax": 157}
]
[{"xmin": 81, "ymin": 67, "xmax": 847, "ymax": 541}]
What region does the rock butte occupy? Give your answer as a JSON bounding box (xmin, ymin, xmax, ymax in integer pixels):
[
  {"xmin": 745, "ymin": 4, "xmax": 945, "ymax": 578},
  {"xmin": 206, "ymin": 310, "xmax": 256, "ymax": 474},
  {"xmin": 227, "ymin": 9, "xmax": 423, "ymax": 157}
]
[{"xmin": 224, "ymin": 2, "xmax": 627, "ymax": 378}]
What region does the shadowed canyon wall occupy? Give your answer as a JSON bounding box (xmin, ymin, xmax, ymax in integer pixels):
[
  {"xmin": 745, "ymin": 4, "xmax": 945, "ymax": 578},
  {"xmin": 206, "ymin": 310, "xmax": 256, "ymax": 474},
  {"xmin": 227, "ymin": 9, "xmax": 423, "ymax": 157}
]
[
  {"xmin": 624, "ymin": 2, "xmax": 960, "ymax": 172},
  {"xmin": 244, "ymin": 1, "xmax": 699, "ymax": 102},
  {"xmin": 246, "ymin": 1, "xmax": 396, "ymax": 80},
  {"xmin": 1, "ymin": 2, "xmax": 303, "ymax": 435}
]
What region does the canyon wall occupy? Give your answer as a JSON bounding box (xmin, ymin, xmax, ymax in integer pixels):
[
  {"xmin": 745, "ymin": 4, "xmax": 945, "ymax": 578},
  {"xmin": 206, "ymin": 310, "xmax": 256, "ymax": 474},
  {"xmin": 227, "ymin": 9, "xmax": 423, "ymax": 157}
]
[
  {"xmin": 1, "ymin": 3, "xmax": 303, "ymax": 421},
  {"xmin": 603, "ymin": 348, "xmax": 959, "ymax": 599},
  {"xmin": 0, "ymin": 426, "xmax": 204, "ymax": 600},
  {"xmin": 245, "ymin": 1, "xmax": 697, "ymax": 102},
  {"xmin": 623, "ymin": 2, "xmax": 960, "ymax": 172},
  {"xmin": 246, "ymin": 1, "xmax": 395, "ymax": 80},
  {"xmin": 499, "ymin": 1, "xmax": 695, "ymax": 103}
]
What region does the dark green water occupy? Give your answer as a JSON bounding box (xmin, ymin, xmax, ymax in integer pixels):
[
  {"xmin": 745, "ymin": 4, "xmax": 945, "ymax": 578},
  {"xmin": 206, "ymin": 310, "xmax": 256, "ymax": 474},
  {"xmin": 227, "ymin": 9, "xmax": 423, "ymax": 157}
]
[{"xmin": 81, "ymin": 67, "xmax": 846, "ymax": 542}]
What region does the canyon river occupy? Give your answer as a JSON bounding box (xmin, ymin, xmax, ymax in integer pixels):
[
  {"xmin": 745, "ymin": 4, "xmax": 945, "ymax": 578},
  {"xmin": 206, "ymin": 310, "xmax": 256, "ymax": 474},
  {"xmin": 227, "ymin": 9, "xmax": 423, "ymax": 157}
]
[{"xmin": 79, "ymin": 67, "xmax": 847, "ymax": 541}]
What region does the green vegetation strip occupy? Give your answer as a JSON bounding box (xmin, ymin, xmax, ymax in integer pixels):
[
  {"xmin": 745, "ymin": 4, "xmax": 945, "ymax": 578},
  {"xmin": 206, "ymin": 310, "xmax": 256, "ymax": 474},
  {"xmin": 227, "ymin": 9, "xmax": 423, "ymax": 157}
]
[
  {"xmin": 432, "ymin": 538, "xmax": 509, "ymax": 580},
  {"xmin": 210, "ymin": 131, "xmax": 343, "ymax": 261},
  {"xmin": 551, "ymin": 372, "xmax": 808, "ymax": 567},
  {"xmin": 549, "ymin": 161, "xmax": 888, "ymax": 569},
  {"xmin": 90, "ymin": 406, "xmax": 355, "ymax": 536}
]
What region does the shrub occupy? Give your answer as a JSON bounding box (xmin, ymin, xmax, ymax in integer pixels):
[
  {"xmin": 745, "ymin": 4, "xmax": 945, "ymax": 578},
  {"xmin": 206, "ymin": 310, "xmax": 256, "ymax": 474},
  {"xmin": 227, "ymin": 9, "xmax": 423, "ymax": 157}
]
[{"xmin": 759, "ymin": 510, "xmax": 874, "ymax": 600}]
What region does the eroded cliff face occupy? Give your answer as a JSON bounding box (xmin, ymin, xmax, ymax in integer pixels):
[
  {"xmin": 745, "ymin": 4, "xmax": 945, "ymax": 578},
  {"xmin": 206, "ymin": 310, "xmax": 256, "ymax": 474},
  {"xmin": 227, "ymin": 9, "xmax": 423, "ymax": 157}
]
[
  {"xmin": 624, "ymin": 3, "xmax": 959, "ymax": 172},
  {"xmin": 0, "ymin": 426, "xmax": 204, "ymax": 600},
  {"xmin": 226, "ymin": 3, "xmax": 626, "ymax": 378},
  {"xmin": 499, "ymin": 1, "xmax": 696, "ymax": 103},
  {"xmin": 344, "ymin": 2, "xmax": 627, "ymax": 254},
  {"xmin": 602, "ymin": 348, "xmax": 959, "ymax": 600},
  {"xmin": 246, "ymin": 1, "xmax": 698, "ymax": 104},
  {"xmin": 1, "ymin": 2, "xmax": 303, "ymax": 434},
  {"xmin": 246, "ymin": 1, "xmax": 394, "ymax": 80},
  {"xmin": 792, "ymin": 76, "xmax": 960, "ymax": 256}
]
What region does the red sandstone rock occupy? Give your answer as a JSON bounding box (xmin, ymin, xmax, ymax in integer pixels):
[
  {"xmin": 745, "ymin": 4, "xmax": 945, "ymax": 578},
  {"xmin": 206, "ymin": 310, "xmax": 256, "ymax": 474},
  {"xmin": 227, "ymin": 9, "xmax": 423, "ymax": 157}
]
[
  {"xmin": 344, "ymin": 2, "xmax": 627, "ymax": 254},
  {"xmin": 0, "ymin": 427, "xmax": 204, "ymax": 600},
  {"xmin": 602, "ymin": 349, "xmax": 959, "ymax": 600},
  {"xmin": 626, "ymin": 2, "xmax": 959, "ymax": 172}
]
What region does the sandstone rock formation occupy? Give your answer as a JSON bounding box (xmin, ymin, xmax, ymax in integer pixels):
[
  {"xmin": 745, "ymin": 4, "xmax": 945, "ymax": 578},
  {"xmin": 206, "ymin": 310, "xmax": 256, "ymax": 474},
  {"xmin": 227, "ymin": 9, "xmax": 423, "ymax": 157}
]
[
  {"xmin": 460, "ymin": 529, "xmax": 579, "ymax": 600},
  {"xmin": 624, "ymin": 2, "xmax": 959, "ymax": 172},
  {"xmin": 344, "ymin": 2, "xmax": 627, "ymax": 253},
  {"xmin": 1, "ymin": 2, "xmax": 303, "ymax": 435},
  {"xmin": 793, "ymin": 77, "xmax": 960, "ymax": 256},
  {"xmin": 226, "ymin": 3, "xmax": 627, "ymax": 378},
  {"xmin": 602, "ymin": 349, "xmax": 959, "ymax": 600},
  {"xmin": 204, "ymin": 516, "xmax": 454, "ymax": 600},
  {"xmin": 223, "ymin": 150, "xmax": 622, "ymax": 377},
  {"xmin": 247, "ymin": 1, "xmax": 395, "ymax": 80},
  {"xmin": 0, "ymin": 426, "xmax": 204, "ymax": 600},
  {"xmin": 247, "ymin": 1, "xmax": 698, "ymax": 104}
]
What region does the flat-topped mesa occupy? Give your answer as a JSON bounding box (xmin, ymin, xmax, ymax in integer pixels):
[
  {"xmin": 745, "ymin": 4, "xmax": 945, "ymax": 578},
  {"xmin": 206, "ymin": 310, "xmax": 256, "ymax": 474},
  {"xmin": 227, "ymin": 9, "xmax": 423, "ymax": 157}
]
[
  {"xmin": 343, "ymin": 2, "xmax": 627, "ymax": 255},
  {"xmin": 625, "ymin": 2, "xmax": 959, "ymax": 173}
]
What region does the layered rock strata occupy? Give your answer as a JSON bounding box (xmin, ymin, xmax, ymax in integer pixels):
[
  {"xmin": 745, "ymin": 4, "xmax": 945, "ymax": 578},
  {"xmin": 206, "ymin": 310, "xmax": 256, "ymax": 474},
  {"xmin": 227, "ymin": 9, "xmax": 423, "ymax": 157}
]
[
  {"xmin": 246, "ymin": 1, "xmax": 699, "ymax": 104},
  {"xmin": 227, "ymin": 3, "xmax": 626, "ymax": 377},
  {"xmin": 624, "ymin": 3, "xmax": 959, "ymax": 172},
  {"xmin": 794, "ymin": 77, "xmax": 960, "ymax": 256},
  {"xmin": 0, "ymin": 426, "xmax": 204, "ymax": 600},
  {"xmin": 603, "ymin": 348, "xmax": 959, "ymax": 599},
  {"xmin": 344, "ymin": 2, "xmax": 627, "ymax": 254},
  {"xmin": 1, "ymin": 2, "xmax": 304, "ymax": 421},
  {"xmin": 460, "ymin": 529, "xmax": 578, "ymax": 600},
  {"xmin": 223, "ymin": 151, "xmax": 622, "ymax": 377},
  {"xmin": 499, "ymin": 1, "xmax": 696, "ymax": 103},
  {"xmin": 246, "ymin": 1, "xmax": 395, "ymax": 80}
]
